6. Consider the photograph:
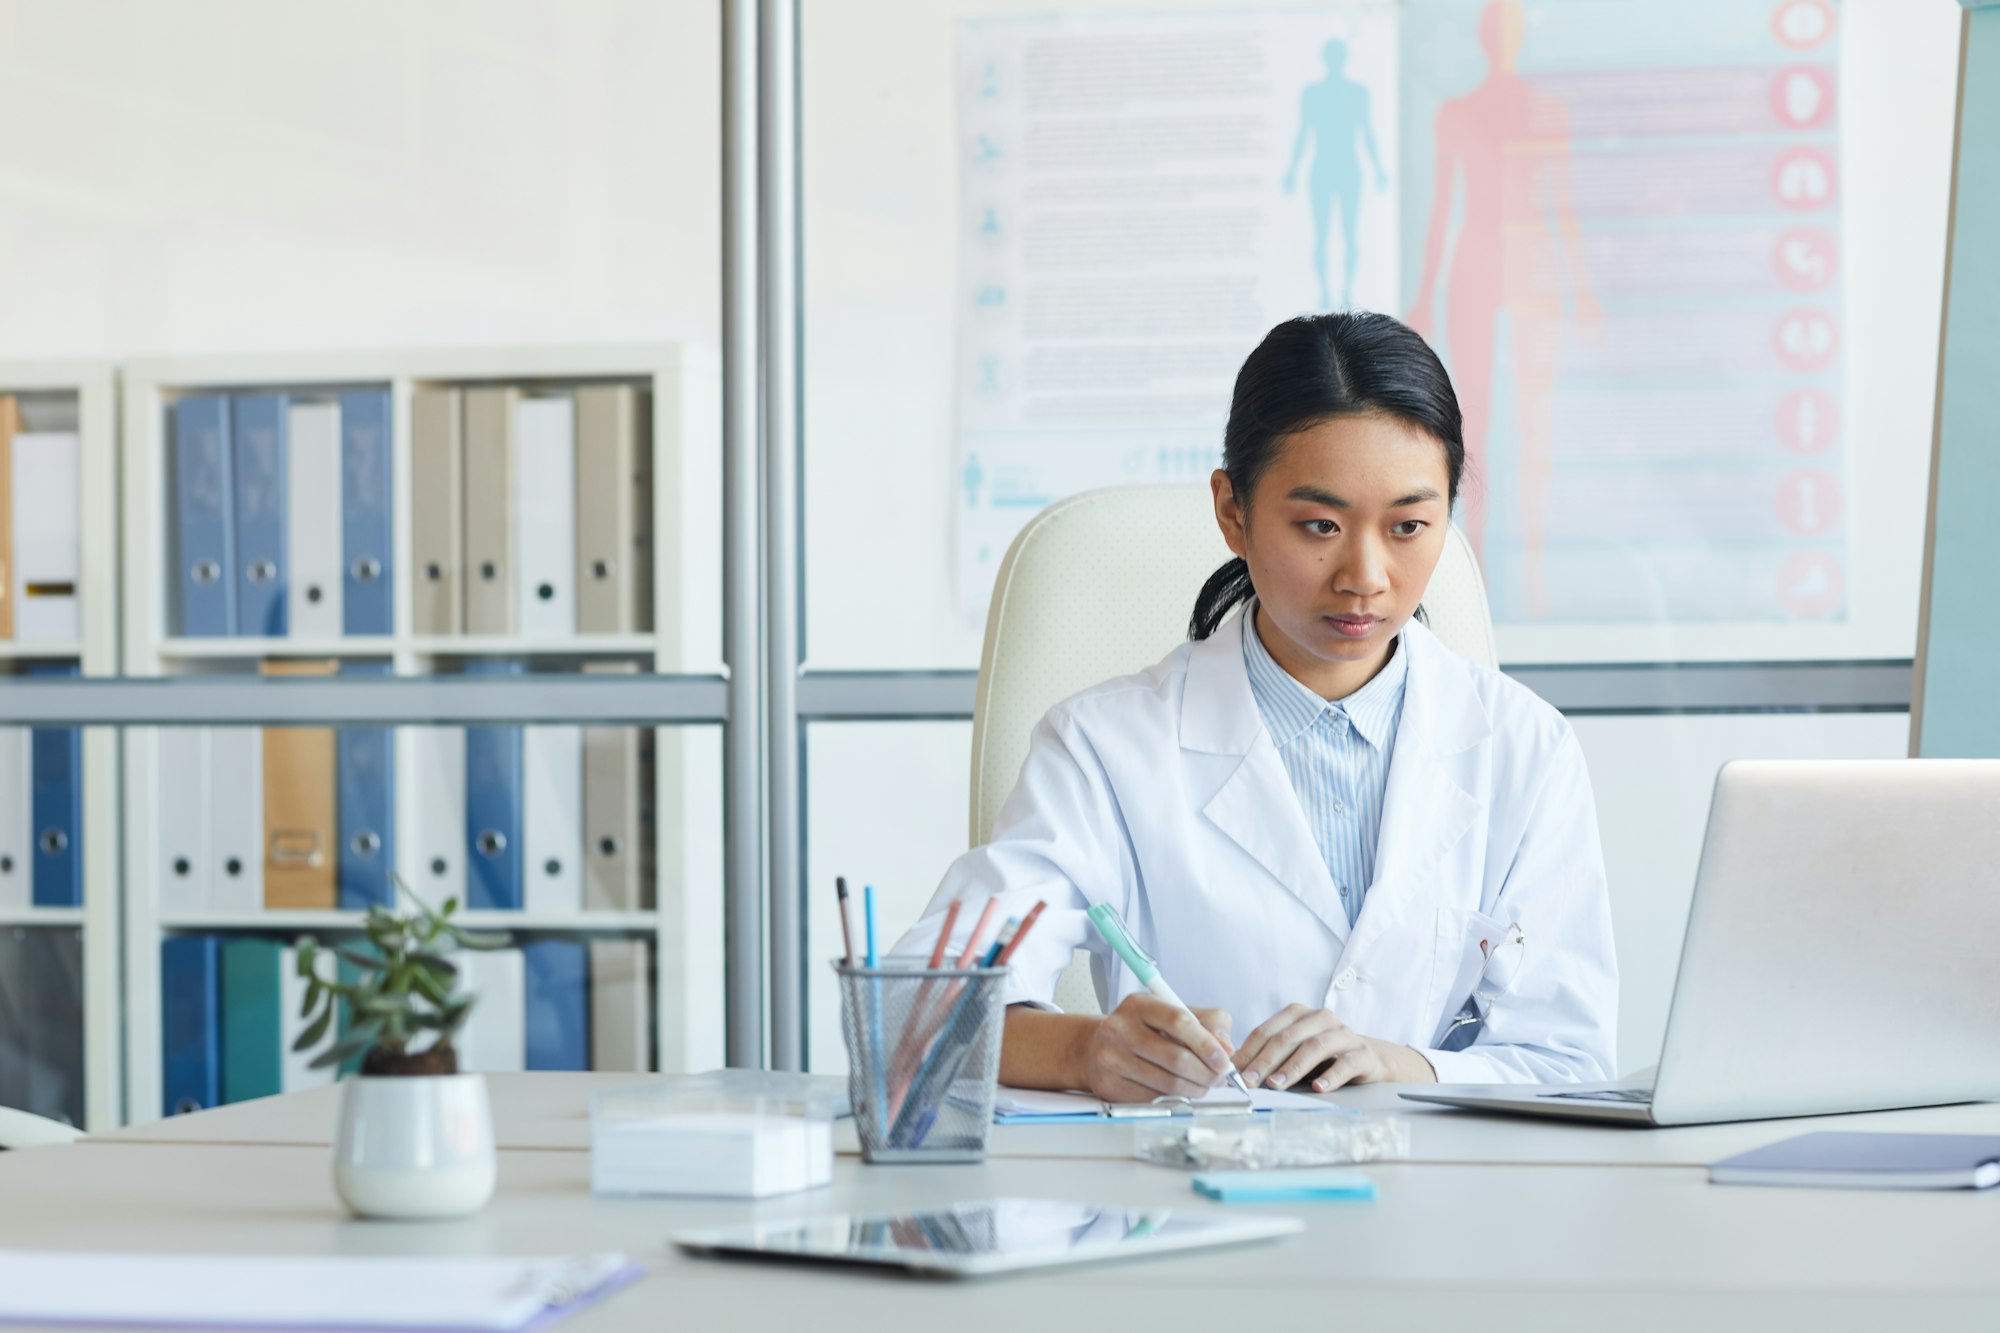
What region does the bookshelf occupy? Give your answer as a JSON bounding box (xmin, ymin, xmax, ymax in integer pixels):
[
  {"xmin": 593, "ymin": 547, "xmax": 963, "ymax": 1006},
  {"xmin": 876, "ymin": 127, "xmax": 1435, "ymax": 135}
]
[
  {"xmin": 117, "ymin": 345, "xmax": 723, "ymax": 1124},
  {"xmin": 0, "ymin": 359, "xmax": 120, "ymax": 1133}
]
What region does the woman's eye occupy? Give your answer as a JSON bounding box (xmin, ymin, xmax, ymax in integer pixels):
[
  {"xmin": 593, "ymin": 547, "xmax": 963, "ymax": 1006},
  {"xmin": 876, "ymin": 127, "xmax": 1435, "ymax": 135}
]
[
  {"xmin": 1305, "ymin": 519, "xmax": 1339, "ymax": 536},
  {"xmin": 1392, "ymin": 520, "xmax": 1428, "ymax": 537}
]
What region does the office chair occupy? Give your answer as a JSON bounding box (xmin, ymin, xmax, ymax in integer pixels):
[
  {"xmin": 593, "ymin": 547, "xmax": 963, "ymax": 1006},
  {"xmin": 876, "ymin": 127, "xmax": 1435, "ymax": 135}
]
[
  {"xmin": 968, "ymin": 484, "xmax": 1497, "ymax": 1015},
  {"xmin": 0, "ymin": 1104, "xmax": 83, "ymax": 1150}
]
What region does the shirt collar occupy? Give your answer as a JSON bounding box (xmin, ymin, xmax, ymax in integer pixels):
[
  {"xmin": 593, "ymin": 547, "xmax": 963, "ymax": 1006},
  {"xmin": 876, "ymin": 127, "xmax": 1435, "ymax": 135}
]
[{"xmin": 1242, "ymin": 602, "xmax": 1408, "ymax": 752}]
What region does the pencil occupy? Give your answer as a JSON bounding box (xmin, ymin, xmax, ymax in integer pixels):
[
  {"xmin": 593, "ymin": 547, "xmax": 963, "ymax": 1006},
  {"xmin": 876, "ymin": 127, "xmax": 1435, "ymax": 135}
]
[
  {"xmin": 953, "ymin": 897, "xmax": 1001, "ymax": 969},
  {"xmin": 924, "ymin": 900, "xmax": 962, "ymax": 970},
  {"xmin": 836, "ymin": 877, "xmax": 856, "ymax": 968},
  {"xmin": 890, "ymin": 898, "xmax": 969, "ymax": 1114},
  {"xmin": 993, "ymin": 900, "xmax": 1047, "ymax": 966}
]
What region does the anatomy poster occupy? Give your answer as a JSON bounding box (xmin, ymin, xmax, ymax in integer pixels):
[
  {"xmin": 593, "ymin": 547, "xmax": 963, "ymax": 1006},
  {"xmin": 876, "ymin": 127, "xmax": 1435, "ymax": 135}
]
[
  {"xmin": 955, "ymin": 0, "xmax": 1843, "ymax": 635},
  {"xmin": 1401, "ymin": 0, "xmax": 1842, "ymax": 625},
  {"xmin": 954, "ymin": 5, "xmax": 1399, "ymax": 618}
]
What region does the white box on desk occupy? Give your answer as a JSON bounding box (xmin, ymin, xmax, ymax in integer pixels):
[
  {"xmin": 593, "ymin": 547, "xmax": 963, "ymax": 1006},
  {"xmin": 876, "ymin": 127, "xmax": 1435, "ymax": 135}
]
[{"xmin": 589, "ymin": 1088, "xmax": 834, "ymax": 1199}]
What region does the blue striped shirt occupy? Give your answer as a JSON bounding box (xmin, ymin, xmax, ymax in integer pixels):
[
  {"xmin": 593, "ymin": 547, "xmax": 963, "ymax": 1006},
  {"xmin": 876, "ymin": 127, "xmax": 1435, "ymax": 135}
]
[{"xmin": 1242, "ymin": 606, "xmax": 1409, "ymax": 927}]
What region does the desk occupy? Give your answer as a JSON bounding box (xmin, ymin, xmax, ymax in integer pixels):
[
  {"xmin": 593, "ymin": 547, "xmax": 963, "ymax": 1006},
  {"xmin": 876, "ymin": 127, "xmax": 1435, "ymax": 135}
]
[
  {"xmin": 0, "ymin": 1130, "xmax": 1989, "ymax": 1330},
  {"xmin": 90, "ymin": 1073, "xmax": 2000, "ymax": 1169}
]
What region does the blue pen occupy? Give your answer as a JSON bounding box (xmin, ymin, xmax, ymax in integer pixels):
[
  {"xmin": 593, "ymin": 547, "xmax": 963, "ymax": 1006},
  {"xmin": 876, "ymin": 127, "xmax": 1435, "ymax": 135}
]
[
  {"xmin": 978, "ymin": 918, "xmax": 1019, "ymax": 967},
  {"xmin": 864, "ymin": 885, "xmax": 879, "ymax": 967},
  {"xmin": 862, "ymin": 885, "xmax": 887, "ymax": 1140}
]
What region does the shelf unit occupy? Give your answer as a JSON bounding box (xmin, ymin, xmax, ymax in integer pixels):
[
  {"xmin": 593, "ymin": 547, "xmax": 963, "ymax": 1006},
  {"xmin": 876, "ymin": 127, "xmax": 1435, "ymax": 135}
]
[
  {"xmin": 118, "ymin": 345, "xmax": 723, "ymax": 1124},
  {"xmin": 0, "ymin": 359, "xmax": 120, "ymax": 1133}
]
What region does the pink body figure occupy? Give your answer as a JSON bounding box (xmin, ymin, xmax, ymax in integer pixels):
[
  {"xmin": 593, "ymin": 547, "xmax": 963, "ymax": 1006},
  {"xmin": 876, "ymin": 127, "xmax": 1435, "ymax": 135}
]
[{"xmin": 1406, "ymin": 1, "xmax": 1599, "ymax": 615}]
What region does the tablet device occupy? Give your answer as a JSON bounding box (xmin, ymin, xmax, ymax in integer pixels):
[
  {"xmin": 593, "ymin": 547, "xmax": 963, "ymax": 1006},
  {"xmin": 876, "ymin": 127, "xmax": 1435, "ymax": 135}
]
[{"xmin": 671, "ymin": 1197, "xmax": 1303, "ymax": 1278}]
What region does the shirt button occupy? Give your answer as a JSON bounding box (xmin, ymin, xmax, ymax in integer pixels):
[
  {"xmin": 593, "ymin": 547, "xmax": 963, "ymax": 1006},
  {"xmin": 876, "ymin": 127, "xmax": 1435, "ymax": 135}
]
[
  {"xmin": 1333, "ymin": 799, "xmax": 1346, "ymax": 816},
  {"xmin": 1335, "ymin": 967, "xmax": 1358, "ymax": 990}
]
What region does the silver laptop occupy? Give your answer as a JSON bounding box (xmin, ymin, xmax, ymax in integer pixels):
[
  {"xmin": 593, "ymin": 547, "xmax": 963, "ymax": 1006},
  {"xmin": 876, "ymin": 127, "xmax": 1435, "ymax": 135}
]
[{"xmin": 1403, "ymin": 760, "xmax": 2000, "ymax": 1126}]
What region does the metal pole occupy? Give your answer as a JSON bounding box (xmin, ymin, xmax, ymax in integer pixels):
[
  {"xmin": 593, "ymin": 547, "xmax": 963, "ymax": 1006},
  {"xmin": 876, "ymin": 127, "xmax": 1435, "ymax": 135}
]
[
  {"xmin": 760, "ymin": 0, "xmax": 805, "ymax": 1070},
  {"xmin": 722, "ymin": 0, "xmax": 767, "ymax": 1068}
]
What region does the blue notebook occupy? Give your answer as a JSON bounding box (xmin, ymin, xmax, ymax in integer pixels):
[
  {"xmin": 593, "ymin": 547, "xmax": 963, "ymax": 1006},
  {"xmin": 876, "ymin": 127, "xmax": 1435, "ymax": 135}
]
[
  {"xmin": 27, "ymin": 663, "xmax": 82, "ymax": 907},
  {"xmin": 523, "ymin": 938, "xmax": 588, "ymax": 1071},
  {"xmin": 336, "ymin": 663, "xmax": 396, "ymax": 910},
  {"xmin": 339, "ymin": 389, "xmax": 394, "ymax": 636},
  {"xmin": 464, "ymin": 661, "xmax": 524, "ymax": 911},
  {"xmin": 161, "ymin": 935, "xmax": 222, "ymax": 1116},
  {"xmin": 1710, "ymin": 1132, "xmax": 2000, "ymax": 1190},
  {"xmin": 230, "ymin": 393, "xmax": 289, "ymax": 637},
  {"xmin": 170, "ymin": 394, "xmax": 237, "ymax": 636}
]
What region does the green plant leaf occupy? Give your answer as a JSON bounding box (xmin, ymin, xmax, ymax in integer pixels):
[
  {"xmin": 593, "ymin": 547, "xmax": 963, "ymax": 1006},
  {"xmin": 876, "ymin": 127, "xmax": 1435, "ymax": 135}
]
[
  {"xmin": 410, "ymin": 967, "xmax": 451, "ymax": 1008},
  {"xmin": 447, "ymin": 924, "xmax": 512, "ymax": 951},
  {"xmin": 414, "ymin": 953, "xmax": 459, "ymax": 980},
  {"xmin": 309, "ymin": 1037, "xmax": 369, "ymax": 1071},
  {"xmin": 292, "ymin": 1004, "xmax": 333, "ymax": 1053},
  {"xmin": 298, "ymin": 980, "xmax": 320, "ymax": 1020}
]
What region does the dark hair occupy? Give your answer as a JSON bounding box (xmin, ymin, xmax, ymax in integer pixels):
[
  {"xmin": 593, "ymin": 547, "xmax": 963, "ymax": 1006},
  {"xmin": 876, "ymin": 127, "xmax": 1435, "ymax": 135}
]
[{"xmin": 1189, "ymin": 312, "xmax": 1466, "ymax": 640}]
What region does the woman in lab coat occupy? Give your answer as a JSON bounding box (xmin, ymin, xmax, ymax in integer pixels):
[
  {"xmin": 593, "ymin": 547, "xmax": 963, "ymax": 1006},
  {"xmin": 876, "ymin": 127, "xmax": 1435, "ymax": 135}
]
[{"xmin": 894, "ymin": 312, "xmax": 1616, "ymax": 1101}]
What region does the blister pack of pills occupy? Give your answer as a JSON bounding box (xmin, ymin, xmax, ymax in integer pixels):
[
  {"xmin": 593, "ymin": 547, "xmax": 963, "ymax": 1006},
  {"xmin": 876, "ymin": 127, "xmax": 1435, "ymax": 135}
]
[{"xmin": 1134, "ymin": 1110, "xmax": 1412, "ymax": 1171}]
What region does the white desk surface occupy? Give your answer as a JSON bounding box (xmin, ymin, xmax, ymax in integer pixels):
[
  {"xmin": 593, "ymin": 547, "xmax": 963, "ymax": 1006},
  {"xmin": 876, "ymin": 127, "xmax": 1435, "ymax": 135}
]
[
  {"xmin": 0, "ymin": 1135, "xmax": 1991, "ymax": 1331},
  {"xmin": 90, "ymin": 1072, "xmax": 2000, "ymax": 1169}
]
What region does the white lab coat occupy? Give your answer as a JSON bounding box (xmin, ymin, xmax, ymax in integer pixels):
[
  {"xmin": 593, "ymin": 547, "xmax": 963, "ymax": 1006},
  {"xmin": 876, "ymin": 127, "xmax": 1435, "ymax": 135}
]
[{"xmin": 891, "ymin": 608, "xmax": 1618, "ymax": 1084}]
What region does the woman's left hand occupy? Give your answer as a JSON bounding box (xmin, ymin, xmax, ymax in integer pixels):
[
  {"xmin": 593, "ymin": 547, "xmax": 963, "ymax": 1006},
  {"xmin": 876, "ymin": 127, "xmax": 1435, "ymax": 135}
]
[{"xmin": 1233, "ymin": 1005, "xmax": 1437, "ymax": 1091}]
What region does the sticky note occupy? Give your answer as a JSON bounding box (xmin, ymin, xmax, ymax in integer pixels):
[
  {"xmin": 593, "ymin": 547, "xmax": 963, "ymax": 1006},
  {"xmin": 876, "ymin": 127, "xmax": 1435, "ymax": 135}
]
[{"xmin": 1190, "ymin": 1169, "xmax": 1377, "ymax": 1203}]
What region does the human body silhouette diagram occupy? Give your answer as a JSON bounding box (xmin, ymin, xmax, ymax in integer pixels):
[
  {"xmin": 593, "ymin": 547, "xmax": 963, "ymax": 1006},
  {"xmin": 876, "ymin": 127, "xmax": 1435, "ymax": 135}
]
[
  {"xmin": 1284, "ymin": 39, "xmax": 1387, "ymax": 311},
  {"xmin": 1406, "ymin": 1, "xmax": 1600, "ymax": 616}
]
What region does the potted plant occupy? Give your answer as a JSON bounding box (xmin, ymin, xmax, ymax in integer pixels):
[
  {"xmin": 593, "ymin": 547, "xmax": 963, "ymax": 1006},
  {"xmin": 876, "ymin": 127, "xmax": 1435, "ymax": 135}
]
[{"xmin": 292, "ymin": 881, "xmax": 510, "ymax": 1220}]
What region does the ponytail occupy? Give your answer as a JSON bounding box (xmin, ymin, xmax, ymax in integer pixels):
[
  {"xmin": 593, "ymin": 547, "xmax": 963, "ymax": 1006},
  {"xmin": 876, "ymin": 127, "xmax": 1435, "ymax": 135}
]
[{"xmin": 1189, "ymin": 557, "xmax": 1254, "ymax": 641}]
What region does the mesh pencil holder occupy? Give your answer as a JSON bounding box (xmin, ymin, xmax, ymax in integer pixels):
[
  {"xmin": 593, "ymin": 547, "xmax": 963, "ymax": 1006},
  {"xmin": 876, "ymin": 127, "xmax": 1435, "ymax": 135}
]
[{"xmin": 834, "ymin": 960, "xmax": 1010, "ymax": 1163}]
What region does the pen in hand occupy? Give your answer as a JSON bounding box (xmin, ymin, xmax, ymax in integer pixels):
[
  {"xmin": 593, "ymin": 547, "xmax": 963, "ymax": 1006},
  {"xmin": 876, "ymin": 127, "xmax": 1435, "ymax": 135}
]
[{"xmin": 1085, "ymin": 903, "xmax": 1254, "ymax": 1098}]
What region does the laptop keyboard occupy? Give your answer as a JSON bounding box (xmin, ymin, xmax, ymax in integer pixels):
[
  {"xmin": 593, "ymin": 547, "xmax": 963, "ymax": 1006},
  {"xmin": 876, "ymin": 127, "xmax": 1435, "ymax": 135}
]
[{"xmin": 1537, "ymin": 1087, "xmax": 1654, "ymax": 1104}]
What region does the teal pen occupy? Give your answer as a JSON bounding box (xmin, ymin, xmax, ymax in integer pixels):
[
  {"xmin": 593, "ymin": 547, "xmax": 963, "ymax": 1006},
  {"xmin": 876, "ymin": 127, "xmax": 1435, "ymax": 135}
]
[
  {"xmin": 864, "ymin": 885, "xmax": 879, "ymax": 967},
  {"xmin": 862, "ymin": 885, "xmax": 886, "ymax": 1138},
  {"xmin": 1087, "ymin": 902, "xmax": 1253, "ymax": 1098}
]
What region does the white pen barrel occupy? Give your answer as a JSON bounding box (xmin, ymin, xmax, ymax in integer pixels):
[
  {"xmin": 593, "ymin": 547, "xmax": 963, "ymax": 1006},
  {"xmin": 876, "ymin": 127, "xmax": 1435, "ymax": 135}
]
[{"xmin": 1146, "ymin": 977, "xmax": 1189, "ymax": 1012}]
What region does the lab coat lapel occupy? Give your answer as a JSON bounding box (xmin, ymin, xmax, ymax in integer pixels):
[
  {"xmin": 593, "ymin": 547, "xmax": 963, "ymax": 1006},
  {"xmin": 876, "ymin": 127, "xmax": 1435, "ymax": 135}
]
[
  {"xmin": 1349, "ymin": 621, "xmax": 1488, "ymax": 948},
  {"xmin": 1183, "ymin": 611, "xmax": 1351, "ymax": 944}
]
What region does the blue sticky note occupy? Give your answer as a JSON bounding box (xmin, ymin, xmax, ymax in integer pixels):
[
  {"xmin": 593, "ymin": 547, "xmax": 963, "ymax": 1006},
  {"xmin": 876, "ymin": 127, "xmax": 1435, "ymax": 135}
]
[{"xmin": 1191, "ymin": 1169, "xmax": 1376, "ymax": 1203}]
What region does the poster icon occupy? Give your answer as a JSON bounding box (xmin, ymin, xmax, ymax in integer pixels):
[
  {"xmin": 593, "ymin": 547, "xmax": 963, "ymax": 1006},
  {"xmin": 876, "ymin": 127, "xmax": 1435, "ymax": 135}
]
[
  {"xmin": 1774, "ymin": 308, "xmax": 1839, "ymax": 373},
  {"xmin": 1772, "ymin": 1, "xmax": 1835, "ymax": 50},
  {"xmin": 1775, "ymin": 388, "xmax": 1840, "ymax": 454},
  {"xmin": 1775, "ymin": 550, "xmax": 1843, "ymax": 618},
  {"xmin": 1773, "ymin": 227, "xmax": 1837, "ymax": 291},
  {"xmin": 1775, "ymin": 470, "xmax": 1841, "ymax": 536},
  {"xmin": 1771, "ymin": 66, "xmax": 1835, "ymax": 130},
  {"xmin": 1772, "ymin": 147, "xmax": 1836, "ymax": 210}
]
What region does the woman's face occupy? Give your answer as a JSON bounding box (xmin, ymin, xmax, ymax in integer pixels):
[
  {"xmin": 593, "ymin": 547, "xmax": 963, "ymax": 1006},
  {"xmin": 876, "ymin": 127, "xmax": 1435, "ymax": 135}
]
[{"xmin": 1212, "ymin": 412, "xmax": 1453, "ymax": 696}]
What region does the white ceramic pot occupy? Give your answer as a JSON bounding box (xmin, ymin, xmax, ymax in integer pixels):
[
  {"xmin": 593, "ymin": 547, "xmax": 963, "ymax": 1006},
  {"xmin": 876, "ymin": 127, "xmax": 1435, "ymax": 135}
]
[{"xmin": 332, "ymin": 1073, "xmax": 496, "ymax": 1220}]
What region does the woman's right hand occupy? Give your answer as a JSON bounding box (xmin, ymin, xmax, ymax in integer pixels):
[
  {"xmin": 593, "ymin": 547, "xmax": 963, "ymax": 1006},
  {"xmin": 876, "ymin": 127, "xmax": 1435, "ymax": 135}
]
[{"xmin": 1076, "ymin": 994, "xmax": 1236, "ymax": 1103}]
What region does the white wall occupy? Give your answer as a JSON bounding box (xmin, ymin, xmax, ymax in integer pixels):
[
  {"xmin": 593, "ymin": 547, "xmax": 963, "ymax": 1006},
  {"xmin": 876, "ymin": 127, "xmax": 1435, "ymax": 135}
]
[
  {"xmin": 805, "ymin": 710, "xmax": 1912, "ymax": 1076},
  {"xmin": 0, "ymin": 0, "xmax": 719, "ymax": 358}
]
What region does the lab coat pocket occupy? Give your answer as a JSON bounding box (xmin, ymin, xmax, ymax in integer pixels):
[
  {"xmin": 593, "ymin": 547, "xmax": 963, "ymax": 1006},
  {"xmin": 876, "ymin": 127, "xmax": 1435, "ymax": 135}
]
[{"xmin": 1430, "ymin": 907, "xmax": 1513, "ymax": 1049}]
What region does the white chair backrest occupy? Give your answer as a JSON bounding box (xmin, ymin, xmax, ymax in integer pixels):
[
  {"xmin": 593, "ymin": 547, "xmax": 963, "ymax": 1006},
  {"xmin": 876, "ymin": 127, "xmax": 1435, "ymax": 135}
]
[{"xmin": 967, "ymin": 484, "xmax": 1497, "ymax": 1013}]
